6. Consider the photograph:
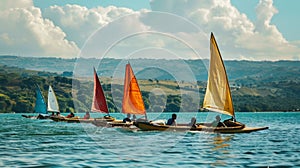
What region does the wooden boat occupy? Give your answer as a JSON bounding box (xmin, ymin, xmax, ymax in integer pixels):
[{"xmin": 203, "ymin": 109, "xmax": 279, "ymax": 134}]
[
  {"xmin": 134, "ymin": 33, "xmax": 268, "ymax": 133},
  {"xmin": 92, "ymin": 119, "xmax": 132, "ymax": 127},
  {"xmin": 51, "ymin": 115, "xmax": 116, "ymax": 123},
  {"xmin": 135, "ymin": 121, "xmax": 245, "ymax": 132},
  {"xmin": 201, "ymin": 33, "xmax": 268, "ymax": 132},
  {"xmin": 93, "ymin": 63, "xmax": 148, "ymax": 127},
  {"xmin": 51, "ymin": 68, "xmax": 116, "ymax": 123},
  {"xmin": 135, "ymin": 121, "xmax": 267, "ymax": 133}
]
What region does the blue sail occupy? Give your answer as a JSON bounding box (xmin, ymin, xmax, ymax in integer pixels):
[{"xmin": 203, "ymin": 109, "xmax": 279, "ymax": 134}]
[{"xmin": 34, "ymin": 85, "xmax": 47, "ymax": 114}]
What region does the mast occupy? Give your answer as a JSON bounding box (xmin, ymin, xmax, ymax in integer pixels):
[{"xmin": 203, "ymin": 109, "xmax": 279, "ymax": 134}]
[
  {"xmin": 122, "ymin": 63, "xmax": 147, "ymax": 119},
  {"xmin": 203, "ymin": 33, "xmax": 235, "ymax": 118},
  {"xmin": 91, "ymin": 67, "xmax": 109, "ymax": 114}
]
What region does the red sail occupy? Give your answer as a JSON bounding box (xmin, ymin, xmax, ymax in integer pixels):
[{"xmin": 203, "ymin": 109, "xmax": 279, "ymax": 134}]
[
  {"xmin": 91, "ymin": 68, "xmax": 109, "ymax": 113},
  {"xmin": 122, "ymin": 63, "xmax": 146, "ymax": 115}
]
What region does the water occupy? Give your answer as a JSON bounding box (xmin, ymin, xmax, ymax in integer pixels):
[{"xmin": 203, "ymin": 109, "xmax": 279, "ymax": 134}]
[{"xmin": 0, "ymin": 112, "xmax": 299, "ymax": 167}]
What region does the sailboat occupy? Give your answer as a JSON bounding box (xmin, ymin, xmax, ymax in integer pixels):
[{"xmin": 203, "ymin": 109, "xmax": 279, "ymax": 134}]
[
  {"xmin": 51, "ymin": 68, "xmax": 115, "ymax": 123},
  {"xmin": 122, "ymin": 63, "xmax": 147, "ymax": 117},
  {"xmin": 89, "ymin": 67, "xmax": 117, "ymax": 124},
  {"xmin": 93, "ymin": 63, "xmax": 147, "ymax": 127},
  {"xmin": 203, "ymin": 33, "xmax": 235, "ymax": 118},
  {"xmin": 91, "ymin": 67, "xmax": 110, "ymax": 115},
  {"xmin": 200, "ymin": 33, "xmax": 268, "ymax": 132},
  {"xmin": 135, "ymin": 33, "xmax": 268, "ymax": 133},
  {"xmin": 47, "ymin": 85, "xmax": 60, "ymax": 113},
  {"xmin": 117, "ymin": 63, "xmax": 147, "ymax": 126},
  {"xmin": 48, "ymin": 85, "xmax": 66, "ymax": 121},
  {"xmin": 22, "ymin": 85, "xmax": 49, "ymax": 119}
]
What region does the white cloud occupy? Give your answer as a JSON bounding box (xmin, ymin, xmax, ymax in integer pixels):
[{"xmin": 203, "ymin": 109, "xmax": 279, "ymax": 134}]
[
  {"xmin": 43, "ymin": 5, "xmax": 142, "ymax": 47},
  {"xmin": 150, "ymin": 0, "xmax": 300, "ymax": 60},
  {"xmin": 0, "ymin": 0, "xmax": 79, "ymax": 58},
  {"xmin": 236, "ymin": 0, "xmax": 299, "ymax": 60},
  {"xmin": 1, "ymin": 0, "xmax": 299, "ymax": 60},
  {"xmin": 77, "ymin": 11, "xmax": 208, "ymax": 60},
  {"xmin": 0, "ymin": 0, "xmax": 33, "ymax": 10},
  {"xmin": 0, "ymin": 1, "xmax": 221, "ymax": 60},
  {"xmin": 43, "ymin": 5, "xmax": 205, "ymax": 60}
]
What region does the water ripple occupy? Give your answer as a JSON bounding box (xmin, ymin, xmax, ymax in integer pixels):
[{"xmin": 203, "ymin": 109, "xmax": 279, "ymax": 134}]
[{"xmin": 1, "ymin": 113, "xmax": 300, "ymax": 167}]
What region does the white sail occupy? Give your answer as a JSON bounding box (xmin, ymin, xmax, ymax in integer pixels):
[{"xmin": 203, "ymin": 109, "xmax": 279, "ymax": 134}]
[
  {"xmin": 47, "ymin": 85, "xmax": 60, "ymax": 112},
  {"xmin": 203, "ymin": 33, "xmax": 234, "ymax": 117}
]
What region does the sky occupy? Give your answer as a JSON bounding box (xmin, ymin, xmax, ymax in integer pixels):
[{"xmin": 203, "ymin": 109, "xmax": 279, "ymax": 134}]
[{"xmin": 0, "ymin": 0, "xmax": 299, "ymax": 61}]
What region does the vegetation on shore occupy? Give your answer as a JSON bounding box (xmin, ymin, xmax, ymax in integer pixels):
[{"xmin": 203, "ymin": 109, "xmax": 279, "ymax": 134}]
[{"xmin": 1, "ymin": 63, "xmax": 299, "ymax": 113}]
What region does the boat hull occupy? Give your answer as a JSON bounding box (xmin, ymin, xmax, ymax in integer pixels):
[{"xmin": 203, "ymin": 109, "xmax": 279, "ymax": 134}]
[
  {"xmin": 50, "ymin": 116, "xmax": 115, "ymax": 123},
  {"xmin": 22, "ymin": 114, "xmax": 50, "ymax": 120},
  {"xmin": 92, "ymin": 119, "xmax": 133, "ymax": 127},
  {"xmin": 134, "ymin": 121, "xmax": 268, "ymax": 133},
  {"xmin": 217, "ymin": 126, "xmax": 269, "ymax": 133}
]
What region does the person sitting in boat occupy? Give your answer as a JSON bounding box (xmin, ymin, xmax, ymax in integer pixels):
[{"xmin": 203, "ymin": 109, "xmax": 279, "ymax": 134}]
[
  {"xmin": 211, "ymin": 115, "xmax": 226, "ymax": 127},
  {"xmin": 123, "ymin": 114, "xmax": 132, "ymax": 123},
  {"xmin": 83, "ymin": 112, "xmax": 90, "ymax": 119},
  {"xmin": 66, "ymin": 112, "xmax": 75, "ymax": 118},
  {"xmin": 166, "ymin": 113, "xmax": 177, "ymax": 126},
  {"xmin": 188, "ymin": 117, "xmax": 197, "ymax": 128},
  {"xmin": 131, "ymin": 115, "xmax": 136, "ymax": 122}
]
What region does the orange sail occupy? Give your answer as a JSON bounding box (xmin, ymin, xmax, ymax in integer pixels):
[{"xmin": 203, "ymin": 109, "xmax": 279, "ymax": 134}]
[
  {"xmin": 91, "ymin": 68, "xmax": 109, "ymax": 113},
  {"xmin": 122, "ymin": 63, "xmax": 146, "ymax": 115},
  {"xmin": 203, "ymin": 33, "xmax": 234, "ymax": 117}
]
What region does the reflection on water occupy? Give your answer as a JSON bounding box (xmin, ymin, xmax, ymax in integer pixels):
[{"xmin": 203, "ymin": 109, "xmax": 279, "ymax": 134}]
[
  {"xmin": 0, "ymin": 112, "xmax": 300, "ymax": 167},
  {"xmin": 210, "ymin": 134, "xmax": 233, "ymax": 167},
  {"xmin": 212, "ymin": 134, "xmax": 232, "ymax": 151}
]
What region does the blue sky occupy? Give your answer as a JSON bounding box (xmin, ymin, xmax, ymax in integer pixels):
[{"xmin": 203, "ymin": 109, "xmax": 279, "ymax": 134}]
[
  {"xmin": 34, "ymin": 0, "xmax": 151, "ymax": 10},
  {"xmin": 1, "ymin": 0, "xmax": 299, "ymax": 60},
  {"xmin": 232, "ymin": 0, "xmax": 300, "ymax": 41},
  {"xmin": 33, "ymin": 0, "xmax": 299, "ymax": 41}
]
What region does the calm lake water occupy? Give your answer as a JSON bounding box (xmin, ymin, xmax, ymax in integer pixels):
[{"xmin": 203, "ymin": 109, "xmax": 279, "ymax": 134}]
[{"xmin": 0, "ymin": 112, "xmax": 299, "ymax": 167}]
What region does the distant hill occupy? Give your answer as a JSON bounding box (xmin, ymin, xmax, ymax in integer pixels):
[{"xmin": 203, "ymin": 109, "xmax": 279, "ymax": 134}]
[
  {"xmin": 1, "ymin": 55, "xmax": 300, "ymax": 113},
  {"xmin": 0, "ymin": 65, "xmax": 73, "ymax": 113},
  {"xmin": 1, "ymin": 55, "xmax": 300, "ymax": 83}
]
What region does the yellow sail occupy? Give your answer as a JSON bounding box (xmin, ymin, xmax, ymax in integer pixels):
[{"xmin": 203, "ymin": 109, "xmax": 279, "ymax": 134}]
[
  {"xmin": 203, "ymin": 33, "xmax": 234, "ymax": 117},
  {"xmin": 122, "ymin": 63, "xmax": 146, "ymax": 115}
]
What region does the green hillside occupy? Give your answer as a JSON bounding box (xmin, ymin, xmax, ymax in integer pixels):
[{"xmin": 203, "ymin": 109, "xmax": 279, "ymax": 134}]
[
  {"xmin": 0, "ymin": 65, "xmax": 74, "ymax": 113},
  {"xmin": 1, "ymin": 56, "xmax": 300, "ymax": 113},
  {"xmin": 0, "ymin": 64, "xmax": 200, "ymax": 113},
  {"xmin": 1, "ymin": 56, "xmax": 300, "ymax": 82}
]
